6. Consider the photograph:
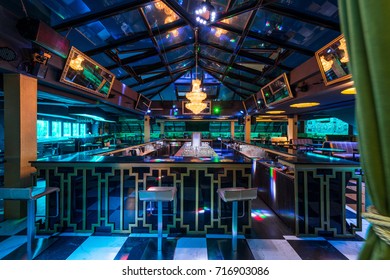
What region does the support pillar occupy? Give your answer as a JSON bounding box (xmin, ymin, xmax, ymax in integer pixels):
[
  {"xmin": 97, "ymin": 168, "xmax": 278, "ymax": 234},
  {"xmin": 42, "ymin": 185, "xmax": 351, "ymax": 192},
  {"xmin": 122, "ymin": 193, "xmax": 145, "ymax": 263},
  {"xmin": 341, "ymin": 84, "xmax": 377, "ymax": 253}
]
[
  {"xmin": 144, "ymin": 115, "xmax": 150, "ymax": 143},
  {"xmin": 287, "ymin": 115, "xmax": 298, "ymax": 141},
  {"xmin": 230, "ymin": 121, "xmax": 235, "ymax": 139},
  {"xmin": 244, "ymin": 116, "xmax": 251, "ymax": 143},
  {"xmin": 160, "ymin": 121, "xmax": 165, "ymax": 138},
  {"xmin": 4, "ymin": 74, "xmax": 38, "ymax": 219}
]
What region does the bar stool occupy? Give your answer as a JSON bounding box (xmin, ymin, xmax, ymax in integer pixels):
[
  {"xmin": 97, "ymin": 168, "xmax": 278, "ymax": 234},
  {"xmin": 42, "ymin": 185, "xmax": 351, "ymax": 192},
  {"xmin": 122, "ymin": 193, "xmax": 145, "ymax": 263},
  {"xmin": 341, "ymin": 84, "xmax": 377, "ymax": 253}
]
[
  {"xmin": 0, "ymin": 186, "xmax": 60, "ymax": 259},
  {"xmin": 139, "ymin": 186, "xmax": 177, "ymax": 251},
  {"xmin": 217, "ymin": 187, "xmax": 257, "ymax": 251}
]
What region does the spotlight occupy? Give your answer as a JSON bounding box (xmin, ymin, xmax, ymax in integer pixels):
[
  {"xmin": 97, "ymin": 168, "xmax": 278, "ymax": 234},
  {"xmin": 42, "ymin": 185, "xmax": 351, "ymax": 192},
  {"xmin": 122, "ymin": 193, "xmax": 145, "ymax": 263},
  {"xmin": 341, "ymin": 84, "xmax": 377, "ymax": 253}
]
[{"xmin": 194, "ymin": 0, "xmax": 216, "ymax": 25}]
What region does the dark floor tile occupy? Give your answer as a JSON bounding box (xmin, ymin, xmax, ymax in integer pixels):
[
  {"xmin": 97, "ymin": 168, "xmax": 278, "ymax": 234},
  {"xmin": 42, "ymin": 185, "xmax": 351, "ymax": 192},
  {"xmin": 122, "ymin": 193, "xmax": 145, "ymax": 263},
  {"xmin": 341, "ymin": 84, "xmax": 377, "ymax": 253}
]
[
  {"xmin": 207, "ymin": 239, "xmax": 254, "ymax": 260},
  {"xmin": 115, "ymin": 237, "xmax": 151, "ymax": 260},
  {"xmin": 34, "ymin": 236, "xmax": 89, "ymax": 260},
  {"xmin": 140, "ymin": 238, "xmax": 177, "ymax": 260},
  {"xmin": 287, "ymin": 240, "xmax": 348, "ymax": 260},
  {"xmin": 115, "ymin": 237, "xmax": 177, "ymax": 260}
]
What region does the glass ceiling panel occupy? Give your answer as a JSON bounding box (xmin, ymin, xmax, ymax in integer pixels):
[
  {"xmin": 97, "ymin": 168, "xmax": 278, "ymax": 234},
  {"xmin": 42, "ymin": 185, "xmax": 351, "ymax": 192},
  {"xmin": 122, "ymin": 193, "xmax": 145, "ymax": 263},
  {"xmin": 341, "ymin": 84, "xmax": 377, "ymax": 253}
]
[
  {"xmin": 164, "ymin": 46, "xmax": 193, "ymax": 61},
  {"xmin": 143, "ymin": 1, "xmax": 180, "ymax": 28},
  {"xmin": 156, "ymin": 25, "xmax": 193, "ymax": 49},
  {"xmin": 251, "ymin": 9, "xmax": 340, "ymax": 52},
  {"xmin": 220, "ymin": 10, "xmax": 251, "ymax": 30},
  {"xmin": 281, "ymin": 52, "xmax": 311, "ymax": 68},
  {"xmin": 45, "ymin": 0, "xmax": 139, "ymax": 25},
  {"xmin": 199, "ymin": 58, "xmax": 226, "ymax": 73},
  {"xmin": 121, "ymin": 77, "xmax": 138, "ymax": 85},
  {"xmin": 200, "ymin": 26, "xmax": 241, "ymax": 50},
  {"xmin": 234, "ymin": 56, "xmax": 267, "ymax": 73},
  {"xmin": 140, "ymin": 86, "xmax": 165, "ymax": 96},
  {"xmin": 42, "ymin": 0, "xmax": 92, "ymax": 25},
  {"xmin": 208, "ymin": 72, "xmax": 223, "ymax": 81},
  {"xmin": 69, "ymin": 10, "xmax": 147, "ymax": 49},
  {"xmin": 224, "ymin": 77, "xmax": 260, "ymax": 92},
  {"xmin": 241, "ymin": 37, "xmax": 279, "ymax": 56},
  {"xmin": 271, "ymin": 0, "xmax": 339, "ymax": 23},
  {"xmin": 199, "ymin": 46, "xmax": 231, "ymax": 63},
  {"xmin": 228, "ymin": 68, "xmax": 257, "ymax": 80},
  {"xmin": 110, "ymin": 67, "xmax": 128, "ymax": 79},
  {"xmin": 218, "ymin": 87, "xmax": 235, "ymax": 101},
  {"xmin": 134, "ymin": 76, "xmax": 171, "ymax": 91},
  {"xmin": 169, "ymin": 59, "xmax": 193, "ymax": 71},
  {"xmin": 96, "ymin": 10, "xmax": 147, "ymax": 40},
  {"xmin": 159, "ymin": 84, "xmax": 177, "ymax": 100},
  {"xmin": 128, "ymin": 55, "xmax": 161, "ymax": 67},
  {"xmin": 231, "ymin": 0, "xmax": 258, "ymax": 9},
  {"xmin": 117, "ymin": 38, "xmax": 155, "ymax": 52},
  {"xmin": 176, "ymin": 85, "xmax": 191, "ymax": 92},
  {"xmin": 90, "ymin": 53, "xmax": 115, "ymax": 67}
]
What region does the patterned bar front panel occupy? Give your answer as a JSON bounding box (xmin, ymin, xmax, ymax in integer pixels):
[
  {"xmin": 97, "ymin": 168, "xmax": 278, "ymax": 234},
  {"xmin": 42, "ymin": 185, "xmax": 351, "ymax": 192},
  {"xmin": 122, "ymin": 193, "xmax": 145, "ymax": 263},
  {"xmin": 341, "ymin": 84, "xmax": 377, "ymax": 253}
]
[
  {"xmin": 295, "ymin": 166, "xmax": 362, "ymax": 237},
  {"xmin": 35, "ymin": 163, "xmax": 252, "ymax": 235}
]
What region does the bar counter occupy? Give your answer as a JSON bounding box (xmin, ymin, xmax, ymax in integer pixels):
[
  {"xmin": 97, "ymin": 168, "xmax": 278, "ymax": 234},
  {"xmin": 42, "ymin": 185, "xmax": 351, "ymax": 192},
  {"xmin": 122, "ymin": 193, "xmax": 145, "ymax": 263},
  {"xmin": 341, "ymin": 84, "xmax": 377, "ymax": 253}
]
[
  {"xmin": 240, "ymin": 144, "xmax": 363, "ymax": 237},
  {"xmin": 30, "ymin": 144, "xmax": 253, "ymax": 235}
]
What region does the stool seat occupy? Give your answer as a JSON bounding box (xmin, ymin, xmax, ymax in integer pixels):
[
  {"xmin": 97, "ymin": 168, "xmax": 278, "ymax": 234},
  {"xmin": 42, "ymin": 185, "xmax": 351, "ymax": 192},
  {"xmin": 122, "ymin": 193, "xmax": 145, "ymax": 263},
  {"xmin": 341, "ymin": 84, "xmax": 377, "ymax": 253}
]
[
  {"xmin": 0, "ymin": 186, "xmax": 59, "ymax": 259},
  {"xmin": 139, "ymin": 186, "xmax": 176, "ymax": 202},
  {"xmin": 217, "ymin": 187, "xmax": 257, "ymax": 202},
  {"xmin": 138, "ymin": 186, "xmax": 177, "ymax": 252},
  {"xmin": 0, "ymin": 186, "xmax": 59, "ymax": 200},
  {"xmin": 217, "ymin": 187, "xmax": 257, "ymax": 252}
]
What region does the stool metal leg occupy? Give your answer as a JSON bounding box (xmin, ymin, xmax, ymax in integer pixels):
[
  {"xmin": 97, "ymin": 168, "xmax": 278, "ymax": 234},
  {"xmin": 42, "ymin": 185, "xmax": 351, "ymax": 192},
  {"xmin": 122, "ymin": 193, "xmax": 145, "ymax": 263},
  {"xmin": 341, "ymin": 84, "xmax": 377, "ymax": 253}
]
[
  {"xmin": 232, "ymin": 201, "xmax": 238, "ymax": 251},
  {"xmin": 157, "ymin": 201, "xmax": 163, "ymax": 251},
  {"xmin": 27, "ymin": 199, "xmax": 36, "ymax": 260}
]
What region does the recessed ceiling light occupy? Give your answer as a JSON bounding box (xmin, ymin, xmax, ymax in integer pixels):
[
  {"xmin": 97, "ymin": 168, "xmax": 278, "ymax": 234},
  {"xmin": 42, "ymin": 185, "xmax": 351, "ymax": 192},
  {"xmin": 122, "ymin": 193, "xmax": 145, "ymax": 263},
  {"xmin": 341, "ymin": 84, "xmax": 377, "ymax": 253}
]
[
  {"xmin": 290, "ymin": 102, "xmax": 320, "ymax": 108},
  {"xmin": 341, "ymin": 87, "xmax": 357, "ymax": 94},
  {"xmin": 266, "ymin": 110, "xmax": 285, "ymax": 114}
]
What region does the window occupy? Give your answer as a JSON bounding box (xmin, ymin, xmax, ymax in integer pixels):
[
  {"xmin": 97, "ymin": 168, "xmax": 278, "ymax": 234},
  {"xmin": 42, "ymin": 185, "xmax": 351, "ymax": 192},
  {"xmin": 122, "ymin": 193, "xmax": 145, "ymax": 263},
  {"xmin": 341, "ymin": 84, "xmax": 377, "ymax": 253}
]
[
  {"xmin": 72, "ymin": 123, "xmax": 80, "ymax": 137},
  {"xmin": 80, "ymin": 123, "xmax": 86, "ymax": 136},
  {"xmin": 63, "ymin": 122, "xmax": 71, "ymax": 137},
  {"xmin": 37, "ymin": 120, "xmax": 49, "ymax": 138},
  {"xmin": 52, "ymin": 121, "xmax": 62, "ymax": 137}
]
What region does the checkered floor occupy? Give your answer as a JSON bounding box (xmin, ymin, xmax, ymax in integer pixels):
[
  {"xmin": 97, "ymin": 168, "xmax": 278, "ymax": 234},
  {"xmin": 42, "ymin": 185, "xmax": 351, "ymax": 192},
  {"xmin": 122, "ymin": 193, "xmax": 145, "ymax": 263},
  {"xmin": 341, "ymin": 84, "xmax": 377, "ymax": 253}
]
[{"xmin": 0, "ymin": 198, "xmax": 368, "ymax": 260}]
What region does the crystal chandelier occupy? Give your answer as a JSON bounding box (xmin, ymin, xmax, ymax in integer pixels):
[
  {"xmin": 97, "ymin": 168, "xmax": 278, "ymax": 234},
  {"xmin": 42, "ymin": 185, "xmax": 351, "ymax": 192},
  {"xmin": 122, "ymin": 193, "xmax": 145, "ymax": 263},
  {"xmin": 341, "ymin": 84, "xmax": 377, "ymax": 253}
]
[
  {"xmin": 185, "ymin": 50, "xmax": 207, "ymax": 114},
  {"xmin": 185, "ymin": 101, "xmax": 207, "ymax": 114}
]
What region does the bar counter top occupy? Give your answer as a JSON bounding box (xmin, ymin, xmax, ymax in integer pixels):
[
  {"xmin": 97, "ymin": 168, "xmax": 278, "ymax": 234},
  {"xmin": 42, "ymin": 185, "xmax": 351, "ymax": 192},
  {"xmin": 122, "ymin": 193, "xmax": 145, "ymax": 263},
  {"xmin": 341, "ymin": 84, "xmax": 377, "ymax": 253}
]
[
  {"xmin": 31, "ymin": 147, "xmax": 251, "ymax": 164},
  {"xmin": 277, "ymin": 152, "xmax": 360, "ymax": 166}
]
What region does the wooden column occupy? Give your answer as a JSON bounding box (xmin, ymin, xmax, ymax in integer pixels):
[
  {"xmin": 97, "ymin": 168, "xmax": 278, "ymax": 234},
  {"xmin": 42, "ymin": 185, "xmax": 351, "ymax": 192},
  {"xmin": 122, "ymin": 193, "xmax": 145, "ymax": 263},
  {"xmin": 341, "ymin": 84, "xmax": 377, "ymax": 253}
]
[
  {"xmin": 160, "ymin": 121, "xmax": 165, "ymax": 137},
  {"xmin": 287, "ymin": 115, "xmax": 298, "ymax": 141},
  {"xmin": 144, "ymin": 115, "xmax": 150, "ymax": 143},
  {"xmin": 4, "ymin": 74, "xmax": 37, "ymax": 219},
  {"xmin": 230, "ymin": 121, "xmax": 235, "ymax": 139},
  {"xmin": 244, "ymin": 116, "xmax": 251, "ymax": 143}
]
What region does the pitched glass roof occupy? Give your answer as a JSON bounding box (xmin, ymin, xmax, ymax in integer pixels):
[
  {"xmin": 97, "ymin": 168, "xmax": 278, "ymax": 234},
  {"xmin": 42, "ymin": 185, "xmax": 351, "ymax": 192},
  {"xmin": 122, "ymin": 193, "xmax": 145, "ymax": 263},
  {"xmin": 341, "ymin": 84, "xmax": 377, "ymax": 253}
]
[{"xmin": 5, "ymin": 0, "xmax": 341, "ymax": 102}]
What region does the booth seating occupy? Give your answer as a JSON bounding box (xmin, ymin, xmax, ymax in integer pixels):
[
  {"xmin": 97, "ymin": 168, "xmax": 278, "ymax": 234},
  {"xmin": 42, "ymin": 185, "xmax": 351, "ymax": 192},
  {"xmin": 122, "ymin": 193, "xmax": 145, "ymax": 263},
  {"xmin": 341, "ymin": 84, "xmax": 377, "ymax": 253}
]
[
  {"xmin": 0, "ymin": 186, "xmax": 60, "ymax": 259},
  {"xmin": 324, "ymin": 141, "xmax": 360, "ymax": 160},
  {"xmin": 217, "ymin": 187, "xmax": 257, "ymax": 251},
  {"xmin": 290, "ymin": 138, "xmax": 313, "ymax": 150},
  {"xmin": 138, "ymin": 186, "xmax": 177, "ymax": 251}
]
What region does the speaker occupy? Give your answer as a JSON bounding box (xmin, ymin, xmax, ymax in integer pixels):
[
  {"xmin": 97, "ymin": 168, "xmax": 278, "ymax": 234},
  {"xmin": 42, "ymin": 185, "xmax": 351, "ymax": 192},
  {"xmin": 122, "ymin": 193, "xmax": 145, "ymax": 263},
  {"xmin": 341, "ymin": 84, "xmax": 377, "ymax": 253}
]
[
  {"xmin": 31, "ymin": 63, "xmax": 48, "ymax": 79},
  {"xmin": 16, "ymin": 17, "xmax": 70, "ymax": 58}
]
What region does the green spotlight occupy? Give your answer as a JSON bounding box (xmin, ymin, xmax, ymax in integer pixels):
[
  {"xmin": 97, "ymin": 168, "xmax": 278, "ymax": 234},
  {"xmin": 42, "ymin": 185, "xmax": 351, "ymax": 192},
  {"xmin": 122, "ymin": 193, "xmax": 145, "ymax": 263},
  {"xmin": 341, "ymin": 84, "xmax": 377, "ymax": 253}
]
[{"xmin": 213, "ymin": 106, "xmax": 221, "ymax": 114}]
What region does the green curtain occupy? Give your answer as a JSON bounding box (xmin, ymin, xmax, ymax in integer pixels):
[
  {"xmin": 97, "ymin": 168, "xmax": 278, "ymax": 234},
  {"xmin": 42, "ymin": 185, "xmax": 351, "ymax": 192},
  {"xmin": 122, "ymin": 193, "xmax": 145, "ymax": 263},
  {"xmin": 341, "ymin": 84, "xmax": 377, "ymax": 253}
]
[{"xmin": 338, "ymin": 0, "xmax": 390, "ymax": 259}]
